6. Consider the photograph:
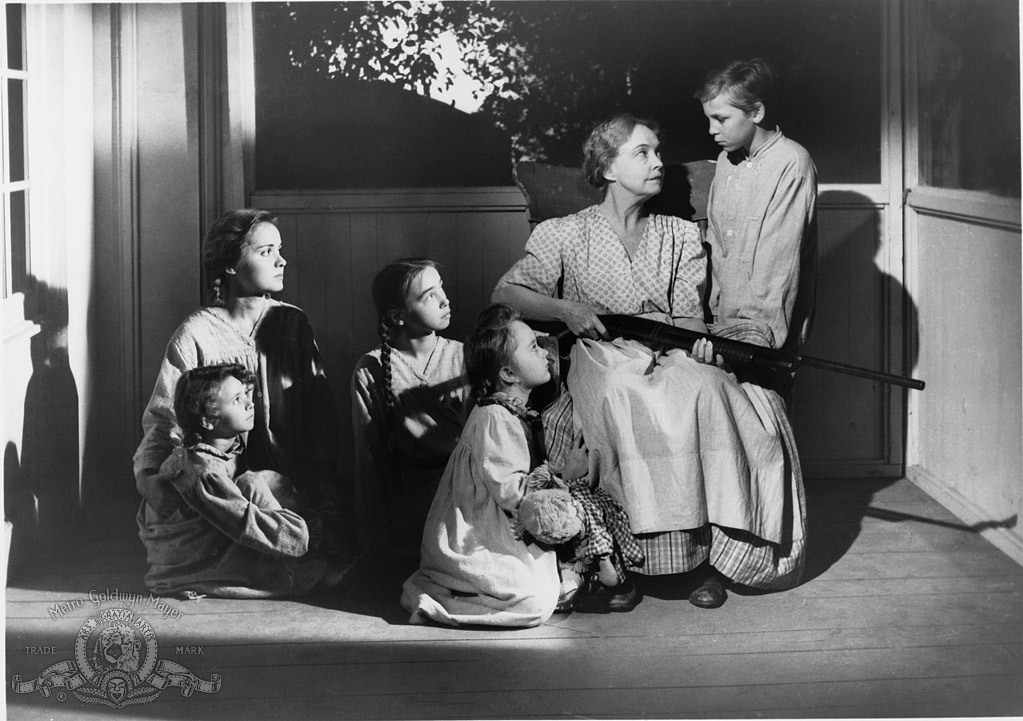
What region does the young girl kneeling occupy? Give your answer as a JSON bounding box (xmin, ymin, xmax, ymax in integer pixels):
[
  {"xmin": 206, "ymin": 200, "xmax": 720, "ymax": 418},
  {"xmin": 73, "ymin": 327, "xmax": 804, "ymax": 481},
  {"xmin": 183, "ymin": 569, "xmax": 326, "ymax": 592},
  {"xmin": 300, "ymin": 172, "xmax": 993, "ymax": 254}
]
[
  {"xmin": 138, "ymin": 364, "xmax": 342, "ymax": 599},
  {"xmin": 401, "ymin": 304, "xmax": 565, "ymax": 627}
]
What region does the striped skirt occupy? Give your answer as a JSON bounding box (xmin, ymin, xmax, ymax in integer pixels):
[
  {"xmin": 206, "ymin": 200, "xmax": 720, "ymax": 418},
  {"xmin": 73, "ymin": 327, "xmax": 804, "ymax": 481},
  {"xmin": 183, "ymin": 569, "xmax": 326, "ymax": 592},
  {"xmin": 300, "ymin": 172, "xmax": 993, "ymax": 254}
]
[{"xmin": 543, "ymin": 382, "xmax": 806, "ymax": 591}]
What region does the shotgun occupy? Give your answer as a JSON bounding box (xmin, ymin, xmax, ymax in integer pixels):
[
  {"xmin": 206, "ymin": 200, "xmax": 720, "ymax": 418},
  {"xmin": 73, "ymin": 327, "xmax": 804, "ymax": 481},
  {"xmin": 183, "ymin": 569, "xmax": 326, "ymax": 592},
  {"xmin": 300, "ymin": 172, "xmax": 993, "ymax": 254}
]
[{"xmin": 537, "ymin": 314, "xmax": 925, "ymax": 391}]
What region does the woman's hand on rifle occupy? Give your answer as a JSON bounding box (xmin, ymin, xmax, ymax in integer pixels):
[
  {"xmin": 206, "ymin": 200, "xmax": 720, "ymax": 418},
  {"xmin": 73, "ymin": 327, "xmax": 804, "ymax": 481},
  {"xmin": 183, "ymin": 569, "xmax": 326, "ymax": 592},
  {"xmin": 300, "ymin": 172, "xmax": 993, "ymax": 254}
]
[
  {"xmin": 691, "ymin": 337, "xmax": 727, "ymax": 369},
  {"xmin": 559, "ymin": 300, "xmax": 609, "ymax": 341}
]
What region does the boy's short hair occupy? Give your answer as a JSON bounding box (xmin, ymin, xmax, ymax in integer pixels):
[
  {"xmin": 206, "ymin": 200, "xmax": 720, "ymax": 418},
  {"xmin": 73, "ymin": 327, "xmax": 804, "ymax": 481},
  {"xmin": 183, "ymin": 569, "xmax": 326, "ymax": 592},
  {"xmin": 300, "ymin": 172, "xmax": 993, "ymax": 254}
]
[
  {"xmin": 174, "ymin": 363, "xmax": 255, "ymax": 444},
  {"xmin": 694, "ymin": 58, "xmax": 776, "ymax": 114}
]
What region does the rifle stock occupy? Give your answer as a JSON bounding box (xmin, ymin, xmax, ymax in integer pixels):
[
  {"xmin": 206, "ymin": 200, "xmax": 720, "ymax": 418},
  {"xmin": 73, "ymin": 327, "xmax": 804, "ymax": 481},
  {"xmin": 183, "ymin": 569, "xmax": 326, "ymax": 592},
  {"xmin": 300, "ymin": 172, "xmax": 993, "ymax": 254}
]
[{"xmin": 536, "ymin": 314, "xmax": 925, "ymax": 391}]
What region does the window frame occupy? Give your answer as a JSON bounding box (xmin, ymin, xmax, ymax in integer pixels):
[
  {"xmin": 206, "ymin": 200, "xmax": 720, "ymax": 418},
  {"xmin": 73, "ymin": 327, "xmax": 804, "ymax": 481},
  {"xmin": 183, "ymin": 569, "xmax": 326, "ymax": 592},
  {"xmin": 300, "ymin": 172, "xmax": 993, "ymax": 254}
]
[
  {"xmin": 908, "ymin": 0, "xmax": 1021, "ymax": 201},
  {"xmin": 2, "ymin": 2, "xmax": 40, "ymax": 332}
]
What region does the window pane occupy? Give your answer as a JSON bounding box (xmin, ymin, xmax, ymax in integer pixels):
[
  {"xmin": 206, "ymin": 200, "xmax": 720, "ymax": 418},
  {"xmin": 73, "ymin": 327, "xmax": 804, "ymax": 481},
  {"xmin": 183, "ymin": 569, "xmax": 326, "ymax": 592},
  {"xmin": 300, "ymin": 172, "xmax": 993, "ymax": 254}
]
[
  {"xmin": 9, "ymin": 190, "xmax": 28, "ymax": 294},
  {"xmin": 6, "ymin": 3, "xmax": 24, "ymax": 71},
  {"xmin": 918, "ymin": 0, "xmax": 1020, "ymax": 196},
  {"xmin": 1, "ymin": 193, "xmax": 6, "ymax": 296},
  {"xmin": 7, "ymin": 78, "xmax": 25, "ymax": 182}
]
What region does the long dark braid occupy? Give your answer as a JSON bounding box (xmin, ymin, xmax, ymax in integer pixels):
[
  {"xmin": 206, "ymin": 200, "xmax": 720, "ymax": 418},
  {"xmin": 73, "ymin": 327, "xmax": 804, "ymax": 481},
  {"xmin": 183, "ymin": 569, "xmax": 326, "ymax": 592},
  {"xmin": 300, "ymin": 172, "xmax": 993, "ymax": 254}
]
[
  {"xmin": 377, "ymin": 319, "xmax": 397, "ymax": 419},
  {"xmin": 371, "ymin": 258, "xmax": 440, "ymax": 424}
]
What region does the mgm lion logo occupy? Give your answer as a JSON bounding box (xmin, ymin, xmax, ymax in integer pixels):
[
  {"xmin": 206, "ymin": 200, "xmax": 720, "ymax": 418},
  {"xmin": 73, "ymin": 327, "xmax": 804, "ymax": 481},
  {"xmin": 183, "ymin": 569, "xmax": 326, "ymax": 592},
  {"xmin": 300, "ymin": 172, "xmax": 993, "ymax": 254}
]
[
  {"xmin": 92, "ymin": 621, "xmax": 143, "ymax": 673},
  {"xmin": 12, "ymin": 608, "xmax": 220, "ymax": 709}
]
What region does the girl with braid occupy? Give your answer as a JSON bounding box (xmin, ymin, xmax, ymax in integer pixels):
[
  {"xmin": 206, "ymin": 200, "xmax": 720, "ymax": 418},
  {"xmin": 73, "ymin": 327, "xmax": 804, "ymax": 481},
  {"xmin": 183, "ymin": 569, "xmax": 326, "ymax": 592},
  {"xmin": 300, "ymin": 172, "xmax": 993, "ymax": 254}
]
[{"xmin": 351, "ymin": 258, "xmax": 472, "ymax": 562}]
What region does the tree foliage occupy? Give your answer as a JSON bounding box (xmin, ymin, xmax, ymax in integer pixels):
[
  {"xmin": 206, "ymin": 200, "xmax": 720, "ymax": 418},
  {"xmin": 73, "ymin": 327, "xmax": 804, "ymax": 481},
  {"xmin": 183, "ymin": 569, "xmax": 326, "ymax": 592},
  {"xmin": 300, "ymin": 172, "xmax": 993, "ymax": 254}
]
[
  {"xmin": 265, "ymin": 1, "xmax": 887, "ymax": 184},
  {"xmin": 280, "ymin": 1, "xmax": 662, "ymax": 163},
  {"xmin": 284, "ymin": 3, "xmax": 522, "ymax": 106}
]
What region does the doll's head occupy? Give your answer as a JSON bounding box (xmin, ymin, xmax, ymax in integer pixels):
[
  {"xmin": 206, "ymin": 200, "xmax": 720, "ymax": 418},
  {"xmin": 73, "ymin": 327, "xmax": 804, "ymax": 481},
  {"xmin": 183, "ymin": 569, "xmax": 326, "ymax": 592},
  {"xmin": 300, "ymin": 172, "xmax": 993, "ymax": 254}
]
[
  {"xmin": 517, "ymin": 487, "xmax": 584, "ymax": 546},
  {"xmin": 174, "ymin": 363, "xmax": 256, "ymax": 446}
]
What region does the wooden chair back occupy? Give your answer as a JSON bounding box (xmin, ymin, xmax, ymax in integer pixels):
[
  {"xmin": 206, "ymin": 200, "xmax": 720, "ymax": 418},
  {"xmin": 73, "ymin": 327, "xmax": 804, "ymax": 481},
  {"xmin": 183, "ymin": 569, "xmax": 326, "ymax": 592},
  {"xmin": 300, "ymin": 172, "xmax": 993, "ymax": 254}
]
[{"xmin": 512, "ymin": 159, "xmax": 716, "ymax": 228}]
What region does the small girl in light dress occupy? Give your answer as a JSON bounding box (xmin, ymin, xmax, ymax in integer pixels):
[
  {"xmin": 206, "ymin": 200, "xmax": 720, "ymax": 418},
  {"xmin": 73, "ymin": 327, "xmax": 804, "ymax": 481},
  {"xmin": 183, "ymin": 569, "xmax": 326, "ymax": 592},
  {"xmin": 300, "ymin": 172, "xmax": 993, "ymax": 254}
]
[
  {"xmin": 351, "ymin": 258, "xmax": 472, "ymax": 561},
  {"xmin": 400, "ymin": 303, "xmax": 586, "ymax": 628}
]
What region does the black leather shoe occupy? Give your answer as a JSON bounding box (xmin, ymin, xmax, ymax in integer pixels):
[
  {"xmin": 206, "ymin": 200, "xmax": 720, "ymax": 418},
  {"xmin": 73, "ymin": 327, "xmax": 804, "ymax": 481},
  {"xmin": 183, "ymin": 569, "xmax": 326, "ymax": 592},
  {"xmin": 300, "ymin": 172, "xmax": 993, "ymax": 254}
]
[
  {"xmin": 554, "ymin": 584, "xmax": 579, "ymax": 613},
  {"xmin": 607, "ymin": 580, "xmax": 641, "ymax": 612},
  {"xmin": 572, "ymin": 579, "xmax": 613, "ymax": 614},
  {"xmin": 688, "ymin": 573, "xmax": 727, "ymax": 609}
]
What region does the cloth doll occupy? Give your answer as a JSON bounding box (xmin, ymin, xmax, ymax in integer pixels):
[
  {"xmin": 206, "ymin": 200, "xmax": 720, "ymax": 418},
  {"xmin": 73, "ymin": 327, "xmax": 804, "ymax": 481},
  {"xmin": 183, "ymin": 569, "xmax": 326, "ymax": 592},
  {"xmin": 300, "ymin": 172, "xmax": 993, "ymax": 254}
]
[{"xmin": 514, "ymin": 463, "xmax": 644, "ymax": 588}]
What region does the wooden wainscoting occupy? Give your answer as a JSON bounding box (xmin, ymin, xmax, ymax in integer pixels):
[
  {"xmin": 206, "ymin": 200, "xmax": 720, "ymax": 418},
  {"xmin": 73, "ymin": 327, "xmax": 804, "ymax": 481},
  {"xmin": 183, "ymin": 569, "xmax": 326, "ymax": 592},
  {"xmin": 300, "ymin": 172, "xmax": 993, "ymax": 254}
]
[
  {"xmin": 253, "ymin": 187, "xmax": 533, "ymax": 513},
  {"xmin": 793, "ymin": 189, "xmax": 907, "ymax": 478},
  {"xmin": 254, "ymin": 186, "xmax": 905, "ymax": 491}
]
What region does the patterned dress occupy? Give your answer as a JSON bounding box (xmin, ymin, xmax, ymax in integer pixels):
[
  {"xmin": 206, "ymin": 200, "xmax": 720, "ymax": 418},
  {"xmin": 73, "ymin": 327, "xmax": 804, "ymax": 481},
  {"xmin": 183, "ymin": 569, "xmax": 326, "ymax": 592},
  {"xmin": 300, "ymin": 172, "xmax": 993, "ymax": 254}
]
[
  {"xmin": 497, "ymin": 205, "xmax": 806, "ymax": 590},
  {"xmin": 497, "ymin": 205, "xmax": 706, "ymax": 320},
  {"xmin": 351, "ymin": 337, "xmax": 472, "ymax": 557}
]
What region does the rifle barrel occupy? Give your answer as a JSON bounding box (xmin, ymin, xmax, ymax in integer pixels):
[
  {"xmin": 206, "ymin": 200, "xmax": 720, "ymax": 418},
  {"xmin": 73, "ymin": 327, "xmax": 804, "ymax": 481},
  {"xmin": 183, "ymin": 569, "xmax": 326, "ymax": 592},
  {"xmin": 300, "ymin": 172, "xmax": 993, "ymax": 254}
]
[
  {"xmin": 596, "ymin": 315, "xmax": 925, "ymax": 391},
  {"xmin": 796, "ymin": 355, "xmax": 926, "ymax": 390}
]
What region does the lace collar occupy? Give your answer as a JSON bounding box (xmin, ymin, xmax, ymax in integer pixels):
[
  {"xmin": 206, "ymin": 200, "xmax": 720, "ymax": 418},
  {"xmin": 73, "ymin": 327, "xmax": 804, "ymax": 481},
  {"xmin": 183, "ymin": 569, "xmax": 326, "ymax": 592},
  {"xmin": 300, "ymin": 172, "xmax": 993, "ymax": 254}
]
[
  {"xmin": 478, "ymin": 392, "xmax": 540, "ymax": 422},
  {"xmin": 181, "ymin": 437, "xmax": 244, "ymax": 461}
]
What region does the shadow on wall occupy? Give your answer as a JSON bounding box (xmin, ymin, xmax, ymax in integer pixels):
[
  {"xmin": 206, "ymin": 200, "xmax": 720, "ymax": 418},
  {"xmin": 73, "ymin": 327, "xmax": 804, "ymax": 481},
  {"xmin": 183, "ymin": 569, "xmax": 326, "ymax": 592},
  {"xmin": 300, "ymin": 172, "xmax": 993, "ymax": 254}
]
[
  {"xmin": 4, "ymin": 279, "xmax": 81, "ymax": 581},
  {"xmin": 792, "ymin": 188, "xmax": 921, "ymax": 460},
  {"xmin": 814, "ymin": 189, "xmax": 919, "ymax": 374},
  {"xmin": 796, "ymin": 189, "xmax": 920, "ymax": 582}
]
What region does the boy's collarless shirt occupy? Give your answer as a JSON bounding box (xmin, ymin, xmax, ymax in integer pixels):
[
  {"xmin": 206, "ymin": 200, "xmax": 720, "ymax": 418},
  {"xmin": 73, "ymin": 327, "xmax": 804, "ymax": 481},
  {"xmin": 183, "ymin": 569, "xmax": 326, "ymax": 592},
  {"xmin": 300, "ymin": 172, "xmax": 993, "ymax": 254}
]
[{"xmin": 706, "ymin": 129, "xmax": 818, "ymax": 352}]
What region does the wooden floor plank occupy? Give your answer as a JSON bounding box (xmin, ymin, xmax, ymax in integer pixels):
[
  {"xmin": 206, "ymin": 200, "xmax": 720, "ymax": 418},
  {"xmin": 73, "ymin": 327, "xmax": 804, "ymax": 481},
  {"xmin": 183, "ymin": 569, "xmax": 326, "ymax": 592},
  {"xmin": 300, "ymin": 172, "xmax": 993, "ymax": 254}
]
[
  {"xmin": 5, "ymin": 477, "xmax": 1022, "ymax": 720},
  {"xmin": 10, "ymin": 571, "xmax": 1023, "ymax": 620},
  {"xmin": 14, "ymin": 621, "xmax": 1015, "ymax": 668},
  {"xmin": 10, "ymin": 674, "xmax": 1023, "ymax": 721},
  {"xmin": 806, "ymin": 549, "xmax": 1023, "ymax": 580},
  {"xmin": 12, "ymin": 651, "xmax": 1016, "ymax": 720},
  {"xmin": 10, "ymin": 585, "xmax": 1022, "ymax": 644},
  {"xmin": 24, "ymin": 641, "xmax": 1012, "ymax": 701}
]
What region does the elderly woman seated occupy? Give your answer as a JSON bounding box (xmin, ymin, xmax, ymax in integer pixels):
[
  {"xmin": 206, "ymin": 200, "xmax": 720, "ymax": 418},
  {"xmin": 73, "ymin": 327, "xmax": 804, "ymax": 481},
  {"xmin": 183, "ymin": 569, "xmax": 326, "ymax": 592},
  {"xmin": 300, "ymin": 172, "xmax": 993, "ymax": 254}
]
[{"xmin": 492, "ymin": 113, "xmax": 805, "ymax": 609}]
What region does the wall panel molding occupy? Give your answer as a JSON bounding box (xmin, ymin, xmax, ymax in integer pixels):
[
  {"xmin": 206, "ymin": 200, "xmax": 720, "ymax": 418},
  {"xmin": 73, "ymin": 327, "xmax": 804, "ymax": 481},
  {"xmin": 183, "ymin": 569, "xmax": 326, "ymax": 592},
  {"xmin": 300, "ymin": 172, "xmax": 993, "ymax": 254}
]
[
  {"xmin": 255, "ymin": 184, "xmax": 884, "ymax": 213},
  {"xmin": 197, "ymin": 3, "xmax": 227, "ymax": 239},
  {"xmin": 253, "ymin": 187, "xmax": 528, "ymax": 213},
  {"xmin": 793, "ymin": 201, "xmax": 905, "ymax": 477},
  {"xmin": 908, "ymin": 187, "xmax": 1021, "ymax": 230},
  {"xmin": 109, "ymin": 3, "xmax": 144, "ymax": 451},
  {"xmin": 224, "ymin": 2, "xmax": 255, "ymax": 206}
]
